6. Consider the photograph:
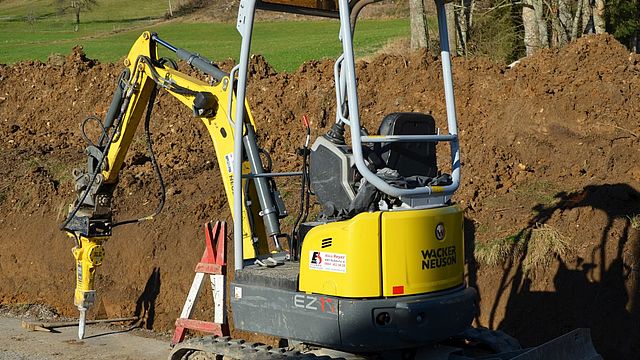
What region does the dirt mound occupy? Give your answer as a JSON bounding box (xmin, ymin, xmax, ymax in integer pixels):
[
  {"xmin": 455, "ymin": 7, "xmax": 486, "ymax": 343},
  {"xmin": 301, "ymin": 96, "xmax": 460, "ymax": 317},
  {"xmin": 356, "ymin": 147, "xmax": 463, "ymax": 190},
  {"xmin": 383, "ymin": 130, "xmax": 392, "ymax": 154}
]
[{"xmin": 1, "ymin": 35, "xmax": 639, "ymax": 358}]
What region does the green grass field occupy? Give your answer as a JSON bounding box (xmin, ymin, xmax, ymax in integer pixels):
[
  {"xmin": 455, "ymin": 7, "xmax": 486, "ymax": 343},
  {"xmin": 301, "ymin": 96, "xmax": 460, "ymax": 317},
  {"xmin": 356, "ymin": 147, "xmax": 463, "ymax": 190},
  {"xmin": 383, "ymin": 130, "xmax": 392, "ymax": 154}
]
[
  {"xmin": 0, "ymin": 1, "xmax": 409, "ymax": 72},
  {"xmin": 0, "ymin": 0, "xmax": 168, "ymax": 20}
]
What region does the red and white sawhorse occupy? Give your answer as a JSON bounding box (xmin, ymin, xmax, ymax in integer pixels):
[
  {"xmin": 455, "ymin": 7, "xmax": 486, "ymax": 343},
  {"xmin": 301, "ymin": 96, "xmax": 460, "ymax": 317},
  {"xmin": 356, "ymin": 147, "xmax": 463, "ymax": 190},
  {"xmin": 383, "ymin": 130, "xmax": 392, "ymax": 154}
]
[{"xmin": 171, "ymin": 221, "xmax": 229, "ymax": 346}]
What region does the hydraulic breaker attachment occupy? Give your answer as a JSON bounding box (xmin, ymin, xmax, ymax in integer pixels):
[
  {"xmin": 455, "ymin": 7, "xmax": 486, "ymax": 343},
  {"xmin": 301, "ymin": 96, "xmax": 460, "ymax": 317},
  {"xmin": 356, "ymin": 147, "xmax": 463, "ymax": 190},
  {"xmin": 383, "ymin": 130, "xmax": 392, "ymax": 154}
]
[{"xmin": 70, "ymin": 234, "xmax": 106, "ymax": 339}]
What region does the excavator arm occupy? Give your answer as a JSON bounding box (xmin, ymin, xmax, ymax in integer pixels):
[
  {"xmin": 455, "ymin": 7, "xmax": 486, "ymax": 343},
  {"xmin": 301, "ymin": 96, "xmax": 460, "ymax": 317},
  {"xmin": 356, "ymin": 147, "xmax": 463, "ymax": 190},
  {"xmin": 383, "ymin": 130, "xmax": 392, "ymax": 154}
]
[{"xmin": 60, "ymin": 31, "xmax": 285, "ymax": 338}]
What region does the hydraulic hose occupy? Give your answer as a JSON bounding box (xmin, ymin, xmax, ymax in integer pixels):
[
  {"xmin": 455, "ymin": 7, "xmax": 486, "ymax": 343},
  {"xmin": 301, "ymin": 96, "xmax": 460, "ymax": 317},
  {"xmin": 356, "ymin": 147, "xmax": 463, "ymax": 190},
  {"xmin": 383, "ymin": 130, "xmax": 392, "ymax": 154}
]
[
  {"xmin": 60, "ymin": 82, "xmax": 135, "ymax": 232},
  {"xmin": 151, "ymin": 34, "xmax": 228, "ymax": 82},
  {"xmin": 112, "ymin": 86, "xmax": 166, "ymax": 228}
]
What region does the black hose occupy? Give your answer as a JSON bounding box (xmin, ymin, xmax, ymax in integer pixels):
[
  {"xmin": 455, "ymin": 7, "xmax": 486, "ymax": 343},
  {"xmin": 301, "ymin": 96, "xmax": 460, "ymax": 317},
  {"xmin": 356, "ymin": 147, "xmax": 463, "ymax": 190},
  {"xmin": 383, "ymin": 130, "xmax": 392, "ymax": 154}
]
[
  {"xmin": 62, "ymin": 56, "xmax": 175, "ymax": 232},
  {"xmin": 81, "ymin": 115, "xmax": 107, "ymax": 148},
  {"xmin": 292, "ymin": 130, "xmax": 311, "ymax": 260},
  {"xmin": 159, "ymin": 57, "xmax": 178, "ymax": 70},
  {"xmin": 298, "ymin": 154, "xmax": 311, "ymax": 258},
  {"xmin": 141, "ymin": 56, "xmax": 197, "ymax": 97},
  {"xmin": 113, "ymin": 86, "xmax": 165, "ymax": 228},
  {"xmin": 60, "ymin": 90, "xmax": 132, "ymax": 231},
  {"xmin": 63, "ymin": 53, "xmax": 204, "ymax": 233}
]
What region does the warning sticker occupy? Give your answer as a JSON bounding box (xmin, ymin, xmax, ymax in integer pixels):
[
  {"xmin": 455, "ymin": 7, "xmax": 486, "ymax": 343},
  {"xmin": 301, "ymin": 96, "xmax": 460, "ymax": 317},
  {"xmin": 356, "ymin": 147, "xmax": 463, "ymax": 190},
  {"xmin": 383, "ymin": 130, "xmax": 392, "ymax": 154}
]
[
  {"xmin": 224, "ymin": 153, "xmax": 234, "ymax": 174},
  {"xmin": 309, "ymin": 251, "xmax": 347, "ymax": 273}
]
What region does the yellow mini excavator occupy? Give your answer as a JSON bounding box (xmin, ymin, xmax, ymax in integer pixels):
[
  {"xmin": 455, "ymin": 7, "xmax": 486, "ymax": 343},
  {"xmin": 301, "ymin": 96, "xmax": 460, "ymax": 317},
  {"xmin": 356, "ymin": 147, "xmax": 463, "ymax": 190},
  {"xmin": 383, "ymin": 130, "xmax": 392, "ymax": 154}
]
[{"xmin": 60, "ymin": 0, "xmax": 602, "ymax": 358}]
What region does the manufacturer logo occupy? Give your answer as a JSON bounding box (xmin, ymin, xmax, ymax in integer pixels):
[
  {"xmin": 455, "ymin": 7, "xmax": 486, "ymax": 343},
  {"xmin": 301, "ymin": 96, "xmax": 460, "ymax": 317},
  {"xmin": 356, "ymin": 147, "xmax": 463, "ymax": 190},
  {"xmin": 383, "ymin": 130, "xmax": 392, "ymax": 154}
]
[
  {"xmin": 435, "ymin": 223, "xmax": 445, "ymax": 240},
  {"xmin": 421, "ymin": 246, "xmax": 457, "ymax": 270},
  {"xmin": 310, "ymin": 251, "xmax": 322, "ymax": 264}
]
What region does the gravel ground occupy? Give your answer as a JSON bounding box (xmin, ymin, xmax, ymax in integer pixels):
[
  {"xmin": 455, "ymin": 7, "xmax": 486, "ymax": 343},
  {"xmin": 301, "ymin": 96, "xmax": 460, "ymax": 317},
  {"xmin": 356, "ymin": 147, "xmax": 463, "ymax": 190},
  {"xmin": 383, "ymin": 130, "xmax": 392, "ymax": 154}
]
[{"xmin": 0, "ymin": 314, "xmax": 171, "ymax": 360}]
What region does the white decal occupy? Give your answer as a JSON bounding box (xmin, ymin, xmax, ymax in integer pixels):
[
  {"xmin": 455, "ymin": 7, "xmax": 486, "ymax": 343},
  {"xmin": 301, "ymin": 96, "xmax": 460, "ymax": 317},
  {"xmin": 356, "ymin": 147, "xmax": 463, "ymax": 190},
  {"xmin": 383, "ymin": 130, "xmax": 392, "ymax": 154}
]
[
  {"xmin": 309, "ymin": 251, "xmax": 347, "ymax": 273},
  {"xmin": 234, "ymin": 286, "xmax": 242, "ymax": 299}
]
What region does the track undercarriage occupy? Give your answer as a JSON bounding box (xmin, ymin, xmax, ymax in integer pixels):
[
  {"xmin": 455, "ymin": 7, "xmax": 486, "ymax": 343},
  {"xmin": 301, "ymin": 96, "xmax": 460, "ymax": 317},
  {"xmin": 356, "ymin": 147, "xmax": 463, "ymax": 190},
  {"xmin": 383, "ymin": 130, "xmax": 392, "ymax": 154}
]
[{"xmin": 169, "ymin": 328, "xmax": 600, "ymax": 360}]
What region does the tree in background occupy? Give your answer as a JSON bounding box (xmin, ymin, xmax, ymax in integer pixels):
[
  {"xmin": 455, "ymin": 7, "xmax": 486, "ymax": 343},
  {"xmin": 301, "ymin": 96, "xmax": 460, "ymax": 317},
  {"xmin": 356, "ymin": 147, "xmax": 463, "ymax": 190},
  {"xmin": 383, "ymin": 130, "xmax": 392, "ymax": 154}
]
[
  {"xmin": 454, "ymin": 0, "xmax": 524, "ymax": 60},
  {"xmin": 55, "ymin": 0, "xmax": 99, "ymax": 31},
  {"xmin": 409, "ymin": 0, "xmax": 455, "ymax": 52},
  {"xmin": 410, "ymin": 0, "xmax": 430, "ymax": 49},
  {"xmin": 521, "ymin": 0, "xmax": 604, "ymax": 54},
  {"xmin": 438, "ymin": 0, "xmax": 638, "ymax": 60},
  {"xmin": 454, "ymin": 0, "xmax": 474, "ymax": 55},
  {"xmin": 605, "ymin": 0, "xmax": 640, "ymax": 52},
  {"xmin": 520, "ymin": 0, "xmax": 640, "ymax": 55}
]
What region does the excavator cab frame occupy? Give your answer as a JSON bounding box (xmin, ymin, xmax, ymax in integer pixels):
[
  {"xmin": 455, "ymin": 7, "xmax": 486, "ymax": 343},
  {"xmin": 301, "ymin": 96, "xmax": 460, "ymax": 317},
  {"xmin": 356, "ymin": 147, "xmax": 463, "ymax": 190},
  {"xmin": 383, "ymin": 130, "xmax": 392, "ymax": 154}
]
[{"xmin": 230, "ymin": 0, "xmax": 461, "ymax": 270}]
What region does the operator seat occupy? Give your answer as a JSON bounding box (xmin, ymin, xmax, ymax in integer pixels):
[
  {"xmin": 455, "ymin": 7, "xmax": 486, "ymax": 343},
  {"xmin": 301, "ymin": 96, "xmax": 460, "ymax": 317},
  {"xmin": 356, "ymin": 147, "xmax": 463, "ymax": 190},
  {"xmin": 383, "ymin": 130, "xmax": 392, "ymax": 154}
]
[{"xmin": 375, "ymin": 112, "xmax": 438, "ymax": 178}]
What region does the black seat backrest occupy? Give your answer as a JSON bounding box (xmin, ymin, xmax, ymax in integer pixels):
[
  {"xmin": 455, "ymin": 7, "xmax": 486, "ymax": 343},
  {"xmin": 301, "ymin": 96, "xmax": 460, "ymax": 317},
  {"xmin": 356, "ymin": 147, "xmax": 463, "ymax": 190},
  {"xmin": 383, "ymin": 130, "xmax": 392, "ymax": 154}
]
[{"xmin": 376, "ymin": 112, "xmax": 438, "ymax": 178}]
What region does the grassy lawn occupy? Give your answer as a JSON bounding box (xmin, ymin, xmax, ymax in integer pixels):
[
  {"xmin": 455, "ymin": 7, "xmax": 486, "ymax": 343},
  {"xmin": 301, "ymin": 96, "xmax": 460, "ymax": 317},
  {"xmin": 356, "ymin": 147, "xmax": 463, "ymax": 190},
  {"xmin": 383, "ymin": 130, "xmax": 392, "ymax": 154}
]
[
  {"xmin": 0, "ymin": 0, "xmax": 168, "ymax": 20},
  {"xmin": 0, "ymin": 0, "xmax": 409, "ymax": 73}
]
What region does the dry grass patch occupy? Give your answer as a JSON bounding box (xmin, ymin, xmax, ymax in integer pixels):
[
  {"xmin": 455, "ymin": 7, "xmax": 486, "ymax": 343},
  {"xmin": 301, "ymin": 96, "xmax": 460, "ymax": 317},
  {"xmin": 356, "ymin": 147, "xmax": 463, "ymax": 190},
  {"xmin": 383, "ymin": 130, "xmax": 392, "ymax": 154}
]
[
  {"xmin": 522, "ymin": 223, "xmax": 570, "ymax": 273},
  {"xmin": 628, "ymin": 214, "xmax": 640, "ymax": 230},
  {"xmin": 474, "ymin": 233, "xmax": 526, "ymax": 266},
  {"xmin": 474, "ymin": 223, "xmax": 570, "ymax": 272}
]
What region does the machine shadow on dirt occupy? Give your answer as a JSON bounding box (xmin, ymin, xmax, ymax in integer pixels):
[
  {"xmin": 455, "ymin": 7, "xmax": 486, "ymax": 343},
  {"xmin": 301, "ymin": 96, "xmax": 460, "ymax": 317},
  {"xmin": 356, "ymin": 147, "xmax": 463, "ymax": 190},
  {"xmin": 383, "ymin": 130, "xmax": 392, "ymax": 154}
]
[{"xmin": 467, "ymin": 183, "xmax": 640, "ymax": 359}]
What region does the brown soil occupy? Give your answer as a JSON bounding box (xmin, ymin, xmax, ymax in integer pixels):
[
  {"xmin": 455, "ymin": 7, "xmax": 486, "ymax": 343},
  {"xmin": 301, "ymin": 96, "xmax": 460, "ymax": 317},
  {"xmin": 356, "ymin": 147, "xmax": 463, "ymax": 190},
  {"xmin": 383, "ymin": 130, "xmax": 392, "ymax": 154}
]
[{"xmin": 1, "ymin": 34, "xmax": 639, "ymax": 359}]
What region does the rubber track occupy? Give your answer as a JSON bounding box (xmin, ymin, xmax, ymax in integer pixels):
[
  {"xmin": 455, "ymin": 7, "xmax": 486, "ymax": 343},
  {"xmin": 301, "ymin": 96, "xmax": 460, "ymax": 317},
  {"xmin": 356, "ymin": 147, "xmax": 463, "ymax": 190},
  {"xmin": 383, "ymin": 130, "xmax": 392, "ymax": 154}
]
[
  {"xmin": 170, "ymin": 327, "xmax": 521, "ymax": 360},
  {"xmin": 170, "ymin": 335, "xmax": 343, "ymax": 360}
]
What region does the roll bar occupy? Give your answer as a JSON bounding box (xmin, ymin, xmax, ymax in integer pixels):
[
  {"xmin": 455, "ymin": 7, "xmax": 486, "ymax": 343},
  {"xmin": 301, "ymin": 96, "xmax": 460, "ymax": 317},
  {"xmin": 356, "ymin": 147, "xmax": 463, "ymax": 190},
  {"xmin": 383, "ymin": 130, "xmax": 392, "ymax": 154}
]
[
  {"xmin": 334, "ymin": 0, "xmax": 460, "ymax": 201},
  {"xmin": 232, "ymin": 0, "xmax": 461, "ymax": 270}
]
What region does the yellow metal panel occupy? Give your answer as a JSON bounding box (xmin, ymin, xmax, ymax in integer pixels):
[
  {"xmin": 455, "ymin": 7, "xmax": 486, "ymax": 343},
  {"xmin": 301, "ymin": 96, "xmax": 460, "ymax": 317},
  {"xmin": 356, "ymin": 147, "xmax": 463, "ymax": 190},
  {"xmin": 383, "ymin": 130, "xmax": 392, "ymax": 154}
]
[
  {"xmin": 146, "ymin": 49, "xmax": 264, "ymax": 259},
  {"xmin": 299, "ymin": 212, "xmax": 381, "ymax": 297},
  {"xmin": 381, "ymin": 206, "xmax": 464, "ymax": 296},
  {"xmin": 103, "ymin": 32, "xmax": 157, "ymax": 183}
]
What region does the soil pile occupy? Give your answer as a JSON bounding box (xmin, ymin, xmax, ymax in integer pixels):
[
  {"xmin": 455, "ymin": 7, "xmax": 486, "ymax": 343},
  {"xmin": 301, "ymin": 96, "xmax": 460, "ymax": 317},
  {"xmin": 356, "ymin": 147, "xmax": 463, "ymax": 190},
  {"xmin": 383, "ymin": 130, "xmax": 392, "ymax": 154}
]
[{"xmin": 1, "ymin": 34, "xmax": 639, "ymax": 359}]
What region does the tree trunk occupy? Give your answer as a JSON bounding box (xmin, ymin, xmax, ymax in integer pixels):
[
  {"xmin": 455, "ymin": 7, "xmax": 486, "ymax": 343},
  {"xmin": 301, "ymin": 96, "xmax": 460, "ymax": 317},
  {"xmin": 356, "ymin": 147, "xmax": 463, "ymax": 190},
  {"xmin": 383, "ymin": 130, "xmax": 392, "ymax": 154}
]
[
  {"xmin": 533, "ymin": 0, "xmax": 548, "ymax": 47},
  {"xmin": 456, "ymin": 0, "xmax": 473, "ymax": 56},
  {"xmin": 410, "ymin": 0, "xmax": 430, "ymax": 49},
  {"xmin": 445, "ymin": 2, "xmax": 457, "ymax": 54},
  {"xmin": 582, "ymin": 0, "xmax": 594, "ymax": 34},
  {"xmin": 593, "ymin": 0, "xmax": 605, "ymax": 34},
  {"xmin": 74, "ymin": 5, "xmax": 80, "ymax": 32},
  {"xmin": 468, "ymin": 0, "xmax": 475, "ymax": 29},
  {"xmin": 523, "ymin": 0, "xmax": 540, "ymax": 55},
  {"xmin": 570, "ymin": 0, "xmax": 584, "ymax": 41},
  {"xmin": 557, "ymin": 0, "xmax": 571, "ymax": 44},
  {"xmin": 549, "ymin": 0, "xmax": 561, "ymax": 46},
  {"xmin": 456, "ymin": 0, "xmax": 465, "ymax": 55}
]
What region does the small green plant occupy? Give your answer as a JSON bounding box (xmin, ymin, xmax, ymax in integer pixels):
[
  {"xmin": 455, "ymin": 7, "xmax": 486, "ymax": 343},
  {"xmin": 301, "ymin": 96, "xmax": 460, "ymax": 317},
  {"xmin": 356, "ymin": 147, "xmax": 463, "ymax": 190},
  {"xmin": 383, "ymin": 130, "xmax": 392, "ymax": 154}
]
[
  {"xmin": 516, "ymin": 180, "xmax": 561, "ymax": 206},
  {"xmin": 522, "ymin": 223, "xmax": 569, "ymax": 273},
  {"xmin": 628, "ymin": 214, "xmax": 640, "ymax": 230}
]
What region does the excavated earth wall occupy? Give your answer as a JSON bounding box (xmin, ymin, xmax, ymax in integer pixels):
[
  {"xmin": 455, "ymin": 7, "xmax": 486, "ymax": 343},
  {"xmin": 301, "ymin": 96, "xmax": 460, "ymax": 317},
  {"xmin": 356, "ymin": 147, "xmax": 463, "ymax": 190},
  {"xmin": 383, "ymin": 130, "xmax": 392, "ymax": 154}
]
[{"xmin": 1, "ymin": 34, "xmax": 639, "ymax": 359}]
